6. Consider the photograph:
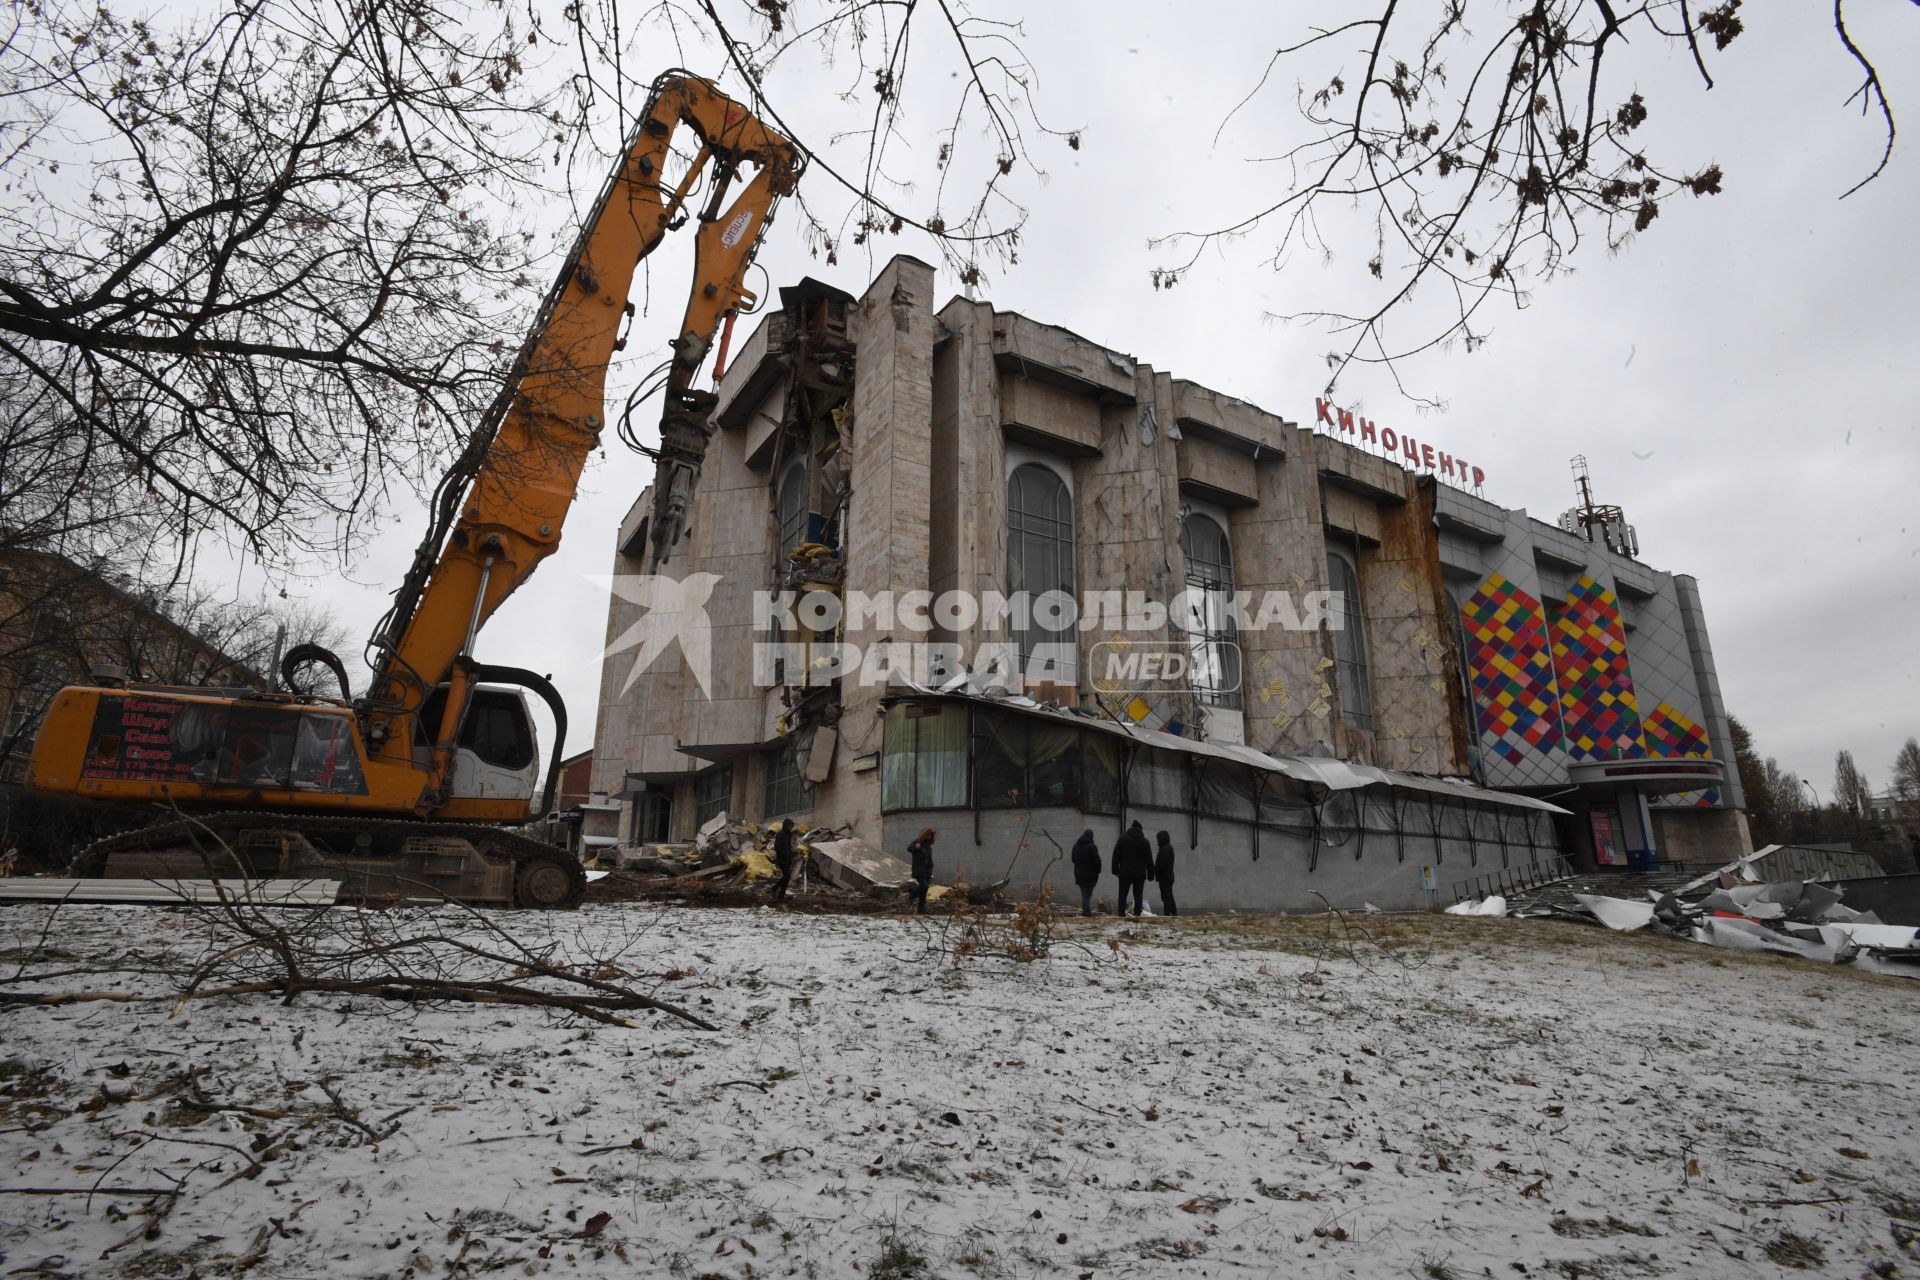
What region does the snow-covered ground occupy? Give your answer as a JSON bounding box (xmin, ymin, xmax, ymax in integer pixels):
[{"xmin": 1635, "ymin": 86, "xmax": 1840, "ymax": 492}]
[{"xmin": 2, "ymin": 902, "xmax": 1918, "ymax": 1278}]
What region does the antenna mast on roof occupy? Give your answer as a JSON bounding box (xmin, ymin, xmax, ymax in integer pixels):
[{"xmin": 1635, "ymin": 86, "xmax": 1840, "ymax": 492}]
[{"xmin": 1557, "ymin": 456, "xmax": 1640, "ymax": 559}]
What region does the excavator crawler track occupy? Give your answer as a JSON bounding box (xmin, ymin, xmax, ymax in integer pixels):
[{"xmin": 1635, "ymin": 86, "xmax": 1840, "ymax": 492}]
[{"xmin": 69, "ymin": 812, "xmax": 586, "ymax": 910}]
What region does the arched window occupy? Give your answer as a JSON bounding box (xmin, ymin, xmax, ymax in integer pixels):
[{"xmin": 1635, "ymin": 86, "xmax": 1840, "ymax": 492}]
[
  {"xmin": 1180, "ymin": 514, "xmax": 1240, "ymax": 708},
  {"xmin": 1326, "ymin": 548, "xmax": 1373, "ymax": 730},
  {"xmin": 774, "ymin": 458, "xmax": 808, "ymax": 562},
  {"xmin": 1007, "ymin": 463, "xmax": 1075, "ymax": 683}
]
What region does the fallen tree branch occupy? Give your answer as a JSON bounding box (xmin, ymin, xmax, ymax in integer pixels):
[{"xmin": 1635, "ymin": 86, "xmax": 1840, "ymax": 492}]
[
  {"xmin": 0, "ymin": 1186, "xmax": 180, "ymax": 1197},
  {"xmin": 1, "ymin": 974, "xmax": 716, "ymax": 1029},
  {"xmin": 4, "ymin": 812, "xmax": 718, "ymax": 1031}
]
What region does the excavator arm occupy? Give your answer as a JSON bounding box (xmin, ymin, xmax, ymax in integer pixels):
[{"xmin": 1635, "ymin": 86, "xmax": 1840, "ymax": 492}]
[{"xmin": 363, "ymin": 71, "xmax": 802, "ymax": 805}]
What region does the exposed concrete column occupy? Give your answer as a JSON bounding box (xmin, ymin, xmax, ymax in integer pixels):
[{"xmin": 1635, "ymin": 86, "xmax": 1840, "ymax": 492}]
[
  {"xmin": 844, "ymin": 257, "xmax": 937, "ymax": 602},
  {"xmin": 1359, "ymin": 480, "xmax": 1458, "ymax": 774},
  {"xmin": 931, "ymin": 297, "xmax": 1001, "ymax": 650},
  {"xmin": 1068, "ymin": 365, "xmax": 1177, "ymax": 705},
  {"xmin": 830, "ymin": 256, "xmax": 937, "ymax": 827},
  {"xmin": 1231, "ymin": 428, "xmax": 1331, "ymax": 759}
]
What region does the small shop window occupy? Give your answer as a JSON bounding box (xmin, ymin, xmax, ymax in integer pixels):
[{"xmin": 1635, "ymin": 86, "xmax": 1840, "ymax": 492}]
[
  {"xmin": 882, "ymin": 703, "xmax": 969, "ymax": 810},
  {"xmin": 1128, "ymin": 748, "xmax": 1189, "ymax": 812},
  {"xmin": 1196, "ymin": 764, "xmax": 1255, "ymax": 821},
  {"xmin": 1083, "ymin": 735, "xmax": 1124, "ymax": 814},
  {"xmin": 972, "ymin": 711, "xmax": 1029, "ymax": 808},
  {"xmin": 970, "ymin": 709, "xmax": 1083, "ymax": 810}
]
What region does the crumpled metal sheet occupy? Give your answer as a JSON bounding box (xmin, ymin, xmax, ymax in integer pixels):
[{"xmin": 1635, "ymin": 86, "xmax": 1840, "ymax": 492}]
[
  {"xmin": 1820, "ymin": 922, "xmax": 1920, "ymax": 950},
  {"xmin": 1573, "ymin": 894, "xmax": 1658, "ymax": 932},
  {"xmin": 1676, "ymin": 844, "xmax": 1784, "ymax": 894},
  {"xmin": 1544, "ymin": 868, "xmax": 1920, "ymax": 977},
  {"xmin": 1695, "ymin": 916, "xmax": 1837, "ymax": 961},
  {"xmin": 1786, "ymin": 882, "xmax": 1843, "ymax": 922}
]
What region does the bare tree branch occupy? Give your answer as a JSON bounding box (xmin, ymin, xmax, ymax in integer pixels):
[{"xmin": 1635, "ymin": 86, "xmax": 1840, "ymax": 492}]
[{"xmin": 1155, "ymin": 0, "xmax": 1906, "ymax": 395}]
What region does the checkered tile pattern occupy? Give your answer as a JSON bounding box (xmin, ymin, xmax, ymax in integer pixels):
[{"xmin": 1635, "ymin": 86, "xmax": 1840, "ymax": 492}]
[
  {"xmin": 1643, "ymin": 700, "xmax": 1722, "ymax": 808},
  {"xmin": 1550, "ymin": 575, "xmax": 1644, "ymax": 761},
  {"xmin": 1460, "ymin": 574, "xmax": 1564, "ymax": 765}
]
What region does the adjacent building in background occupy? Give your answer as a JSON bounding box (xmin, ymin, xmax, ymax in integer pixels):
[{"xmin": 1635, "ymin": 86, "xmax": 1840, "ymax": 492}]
[
  {"xmin": 590, "ymin": 256, "xmax": 1745, "ymax": 910},
  {"xmin": 551, "ymin": 749, "xmax": 595, "ymax": 814},
  {"xmin": 0, "ymin": 549, "xmax": 266, "ymax": 781}
]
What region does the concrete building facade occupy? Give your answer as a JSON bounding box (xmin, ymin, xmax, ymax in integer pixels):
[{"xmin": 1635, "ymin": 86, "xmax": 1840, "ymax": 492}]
[{"xmin": 590, "ymin": 256, "xmax": 1743, "ymax": 910}]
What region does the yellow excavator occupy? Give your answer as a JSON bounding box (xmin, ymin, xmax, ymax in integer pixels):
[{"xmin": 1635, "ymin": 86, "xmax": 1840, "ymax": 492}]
[{"xmin": 22, "ymin": 71, "xmax": 802, "ymax": 908}]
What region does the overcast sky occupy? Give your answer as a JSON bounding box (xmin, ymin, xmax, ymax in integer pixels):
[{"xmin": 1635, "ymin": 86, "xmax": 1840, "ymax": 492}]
[{"xmin": 265, "ymin": 0, "xmax": 1919, "ymax": 798}]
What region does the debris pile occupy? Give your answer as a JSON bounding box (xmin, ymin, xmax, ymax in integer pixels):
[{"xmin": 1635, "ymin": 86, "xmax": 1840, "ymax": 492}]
[
  {"xmin": 1453, "ymin": 846, "xmax": 1920, "ymax": 978},
  {"xmin": 582, "ymin": 816, "xmax": 1017, "ymax": 913},
  {"xmin": 586, "ymin": 812, "xmax": 935, "ymax": 908}
]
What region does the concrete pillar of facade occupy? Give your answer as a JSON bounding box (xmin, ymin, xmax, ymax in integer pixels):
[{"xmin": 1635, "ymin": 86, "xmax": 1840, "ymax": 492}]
[
  {"xmin": 1231, "ymin": 429, "xmax": 1330, "ymax": 759},
  {"xmin": 833, "ymin": 256, "xmax": 939, "ymax": 827}
]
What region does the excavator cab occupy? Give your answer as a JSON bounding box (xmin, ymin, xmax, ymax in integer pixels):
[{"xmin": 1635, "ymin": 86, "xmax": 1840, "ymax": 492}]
[{"xmin": 415, "ymin": 684, "xmax": 541, "ymax": 806}]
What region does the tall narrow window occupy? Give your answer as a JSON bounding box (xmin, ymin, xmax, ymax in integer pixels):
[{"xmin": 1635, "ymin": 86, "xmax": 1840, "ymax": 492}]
[
  {"xmin": 1007, "ymin": 464, "xmax": 1075, "ymax": 684},
  {"xmin": 1180, "ymin": 514, "xmax": 1241, "ymax": 708},
  {"xmin": 694, "ymin": 766, "xmax": 734, "ymax": 827},
  {"xmin": 1326, "ymin": 549, "xmax": 1373, "ymax": 730},
  {"xmin": 774, "ymin": 458, "xmax": 808, "ymax": 563}
]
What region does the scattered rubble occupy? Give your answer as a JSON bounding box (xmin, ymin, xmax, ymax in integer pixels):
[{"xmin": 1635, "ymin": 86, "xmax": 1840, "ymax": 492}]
[
  {"xmin": 582, "ymin": 820, "xmax": 1021, "ymax": 916},
  {"xmin": 580, "ymin": 814, "xmax": 982, "ymax": 911},
  {"xmin": 1453, "ymin": 848, "xmax": 1920, "ymax": 978}
]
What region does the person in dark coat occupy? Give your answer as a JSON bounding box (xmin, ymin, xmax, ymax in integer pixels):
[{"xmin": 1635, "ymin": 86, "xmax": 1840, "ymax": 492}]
[
  {"xmin": 1111, "ymin": 820, "xmax": 1152, "ymax": 918},
  {"xmin": 770, "ymin": 818, "xmax": 797, "ymax": 903},
  {"xmin": 906, "ymin": 827, "xmax": 936, "ymax": 914},
  {"xmin": 1070, "ymin": 829, "xmax": 1102, "ymax": 916},
  {"xmin": 1153, "ymin": 829, "xmax": 1177, "ymax": 917}
]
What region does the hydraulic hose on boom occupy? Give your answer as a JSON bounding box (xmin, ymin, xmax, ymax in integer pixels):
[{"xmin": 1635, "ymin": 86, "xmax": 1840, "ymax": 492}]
[{"xmin": 362, "ymin": 71, "xmax": 803, "ymax": 808}]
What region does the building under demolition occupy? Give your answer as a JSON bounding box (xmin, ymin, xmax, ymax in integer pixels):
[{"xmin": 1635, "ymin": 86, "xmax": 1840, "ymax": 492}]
[{"xmin": 589, "ymin": 256, "xmax": 1745, "ymax": 911}]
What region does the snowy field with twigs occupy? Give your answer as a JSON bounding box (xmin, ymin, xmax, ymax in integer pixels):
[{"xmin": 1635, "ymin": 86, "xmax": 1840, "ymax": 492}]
[{"xmin": 2, "ymin": 900, "xmax": 1918, "ymax": 1279}]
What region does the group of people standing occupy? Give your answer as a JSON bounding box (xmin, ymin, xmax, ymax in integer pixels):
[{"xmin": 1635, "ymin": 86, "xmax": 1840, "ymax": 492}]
[{"xmin": 1071, "ymin": 821, "xmax": 1176, "ymax": 917}]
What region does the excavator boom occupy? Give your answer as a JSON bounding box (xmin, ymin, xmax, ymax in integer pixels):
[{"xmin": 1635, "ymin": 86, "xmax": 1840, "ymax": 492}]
[
  {"xmin": 363, "ymin": 71, "xmax": 802, "ymax": 803},
  {"xmin": 23, "ymin": 72, "xmax": 801, "ymax": 909}
]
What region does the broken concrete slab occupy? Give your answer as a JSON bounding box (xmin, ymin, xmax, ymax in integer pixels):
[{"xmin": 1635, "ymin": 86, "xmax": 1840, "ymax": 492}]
[{"xmin": 810, "ymin": 837, "xmax": 913, "ymax": 891}]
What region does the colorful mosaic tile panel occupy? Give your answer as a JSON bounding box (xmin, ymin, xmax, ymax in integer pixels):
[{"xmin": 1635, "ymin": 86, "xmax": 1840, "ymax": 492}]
[
  {"xmin": 1460, "ymin": 574, "xmax": 1563, "ymax": 765},
  {"xmin": 1549, "ymin": 576, "xmax": 1644, "ymax": 762},
  {"xmin": 1643, "ymin": 701, "xmax": 1722, "ymax": 808}
]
